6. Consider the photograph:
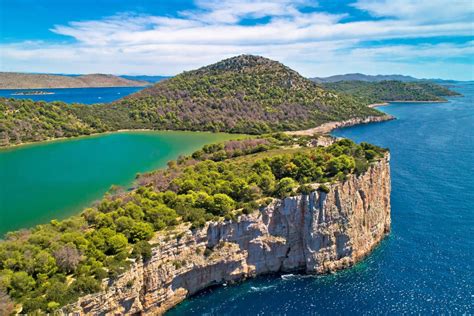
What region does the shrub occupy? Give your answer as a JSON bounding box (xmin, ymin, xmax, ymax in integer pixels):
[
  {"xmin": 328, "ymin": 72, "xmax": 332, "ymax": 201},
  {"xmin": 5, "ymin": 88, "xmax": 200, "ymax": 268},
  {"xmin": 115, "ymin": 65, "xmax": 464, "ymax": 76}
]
[
  {"xmin": 297, "ymin": 184, "xmax": 313, "ymax": 195},
  {"xmin": 107, "ymin": 234, "xmax": 128, "ymax": 255},
  {"xmin": 318, "ymin": 184, "xmax": 330, "ymax": 193},
  {"xmin": 274, "ymin": 177, "xmax": 298, "ymax": 198},
  {"xmin": 132, "ymin": 241, "xmax": 152, "ymax": 261}
]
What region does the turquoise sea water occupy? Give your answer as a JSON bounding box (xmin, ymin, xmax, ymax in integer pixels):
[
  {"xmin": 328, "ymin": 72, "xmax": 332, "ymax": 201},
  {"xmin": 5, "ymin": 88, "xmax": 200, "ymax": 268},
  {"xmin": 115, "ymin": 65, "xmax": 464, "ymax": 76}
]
[
  {"xmin": 0, "ymin": 131, "xmax": 239, "ymax": 235},
  {"xmin": 0, "ymin": 86, "xmax": 145, "ymax": 104},
  {"xmin": 168, "ymin": 83, "xmax": 474, "ymax": 314}
]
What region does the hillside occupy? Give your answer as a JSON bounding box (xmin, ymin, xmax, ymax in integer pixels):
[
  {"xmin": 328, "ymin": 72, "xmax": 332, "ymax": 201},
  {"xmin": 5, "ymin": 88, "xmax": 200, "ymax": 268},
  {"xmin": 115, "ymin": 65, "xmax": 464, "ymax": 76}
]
[
  {"xmin": 0, "ymin": 55, "xmax": 385, "ymax": 147},
  {"xmin": 0, "ymin": 99, "xmax": 95, "ymax": 146},
  {"xmin": 320, "ymin": 80, "xmax": 461, "ymax": 104},
  {"xmin": 311, "ymin": 73, "xmax": 419, "ymax": 83},
  {"xmin": 96, "ymin": 55, "xmax": 382, "ymax": 134},
  {"xmin": 0, "ymin": 73, "xmax": 149, "ymax": 89}
]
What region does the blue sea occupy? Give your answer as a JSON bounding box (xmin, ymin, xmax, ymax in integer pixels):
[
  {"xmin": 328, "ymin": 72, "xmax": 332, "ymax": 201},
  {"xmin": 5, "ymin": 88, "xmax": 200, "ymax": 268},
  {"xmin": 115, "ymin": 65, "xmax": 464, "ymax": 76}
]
[
  {"xmin": 167, "ymin": 82, "xmax": 474, "ymax": 315},
  {"xmin": 0, "ymin": 86, "xmax": 145, "ymax": 104}
]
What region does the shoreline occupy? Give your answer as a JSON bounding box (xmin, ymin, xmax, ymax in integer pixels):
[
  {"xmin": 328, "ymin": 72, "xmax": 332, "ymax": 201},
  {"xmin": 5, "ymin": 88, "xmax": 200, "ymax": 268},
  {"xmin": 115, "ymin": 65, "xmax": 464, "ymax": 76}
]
[
  {"xmin": 1, "ymin": 97, "xmax": 450, "ymax": 150},
  {"xmin": 285, "ymin": 114, "xmax": 395, "ymax": 136},
  {"xmin": 0, "ymin": 129, "xmax": 244, "ymax": 151},
  {"xmin": 0, "ymin": 114, "xmax": 394, "ymax": 150},
  {"xmin": 368, "ymin": 100, "xmax": 448, "ymax": 108},
  {"xmin": 368, "ymin": 102, "xmax": 389, "ymax": 108},
  {"xmin": 0, "ymin": 85, "xmax": 149, "ymax": 91}
]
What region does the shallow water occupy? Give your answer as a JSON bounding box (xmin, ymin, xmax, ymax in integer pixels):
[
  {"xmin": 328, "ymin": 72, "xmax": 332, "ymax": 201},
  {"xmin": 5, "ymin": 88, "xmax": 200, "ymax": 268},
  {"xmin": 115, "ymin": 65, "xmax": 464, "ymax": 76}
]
[
  {"xmin": 0, "ymin": 131, "xmax": 239, "ymax": 235},
  {"xmin": 0, "ymin": 86, "xmax": 144, "ymax": 104},
  {"xmin": 168, "ymin": 82, "xmax": 474, "ymax": 315}
]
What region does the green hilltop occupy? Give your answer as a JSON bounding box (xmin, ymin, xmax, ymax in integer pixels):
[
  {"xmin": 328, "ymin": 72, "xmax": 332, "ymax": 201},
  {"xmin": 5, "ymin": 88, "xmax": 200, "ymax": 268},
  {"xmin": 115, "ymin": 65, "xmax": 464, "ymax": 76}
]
[{"xmin": 77, "ymin": 55, "xmax": 381, "ymax": 133}]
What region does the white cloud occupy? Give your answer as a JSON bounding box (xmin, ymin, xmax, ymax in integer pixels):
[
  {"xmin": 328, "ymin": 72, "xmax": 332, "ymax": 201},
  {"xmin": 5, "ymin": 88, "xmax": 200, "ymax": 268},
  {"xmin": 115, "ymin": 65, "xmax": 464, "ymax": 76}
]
[
  {"xmin": 1, "ymin": 0, "xmax": 473, "ymax": 79},
  {"xmin": 353, "ymin": 0, "xmax": 474, "ymax": 23}
]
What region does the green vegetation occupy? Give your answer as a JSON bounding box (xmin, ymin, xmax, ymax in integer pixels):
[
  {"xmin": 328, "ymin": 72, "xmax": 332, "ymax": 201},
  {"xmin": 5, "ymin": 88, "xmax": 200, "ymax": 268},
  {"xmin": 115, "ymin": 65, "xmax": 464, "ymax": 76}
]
[
  {"xmin": 98, "ymin": 55, "xmax": 381, "ymax": 134},
  {"xmin": 0, "ymin": 99, "xmax": 96, "ymax": 146},
  {"xmin": 0, "ymin": 134, "xmax": 387, "ymax": 313},
  {"xmin": 0, "ymin": 55, "xmax": 384, "ymax": 147},
  {"xmin": 0, "ymin": 57, "xmax": 461, "ymax": 148},
  {"xmin": 321, "ymin": 80, "xmax": 460, "ymax": 104}
]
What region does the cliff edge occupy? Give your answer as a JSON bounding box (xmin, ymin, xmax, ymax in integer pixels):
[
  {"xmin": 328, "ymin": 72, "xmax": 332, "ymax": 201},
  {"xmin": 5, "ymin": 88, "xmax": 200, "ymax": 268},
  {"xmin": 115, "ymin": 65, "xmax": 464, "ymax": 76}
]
[{"xmin": 65, "ymin": 153, "xmax": 391, "ymax": 315}]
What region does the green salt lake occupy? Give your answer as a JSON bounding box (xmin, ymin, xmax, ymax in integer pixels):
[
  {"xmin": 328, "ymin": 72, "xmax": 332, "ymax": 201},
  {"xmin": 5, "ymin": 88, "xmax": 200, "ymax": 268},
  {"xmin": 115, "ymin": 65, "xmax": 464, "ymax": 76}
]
[{"xmin": 0, "ymin": 131, "xmax": 240, "ymax": 235}]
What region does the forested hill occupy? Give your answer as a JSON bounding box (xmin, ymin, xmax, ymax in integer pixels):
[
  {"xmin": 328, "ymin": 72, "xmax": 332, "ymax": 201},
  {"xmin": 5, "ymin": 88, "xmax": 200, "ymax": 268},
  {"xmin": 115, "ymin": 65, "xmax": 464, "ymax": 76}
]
[
  {"xmin": 103, "ymin": 55, "xmax": 381, "ymax": 134},
  {"xmin": 0, "ymin": 55, "xmax": 385, "ymax": 147},
  {"xmin": 320, "ymin": 80, "xmax": 461, "ymax": 104},
  {"xmin": 311, "ymin": 73, "xmax": 418, "ymax": 83},
  {"xmin": 0, "ymin": 73, "xmax": 149, "ymax": 89}
]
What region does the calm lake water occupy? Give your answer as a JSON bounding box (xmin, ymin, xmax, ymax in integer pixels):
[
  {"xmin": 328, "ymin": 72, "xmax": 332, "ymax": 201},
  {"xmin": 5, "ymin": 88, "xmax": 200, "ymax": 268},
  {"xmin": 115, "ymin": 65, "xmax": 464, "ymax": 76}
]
[
  {"xmin": 168, "ymin": 83, "xmax": 474, "ymax": 314},
  {"xmin": 0, "ymin": 86, "xmax": 145, "ymax": 104},
  {"xmin": 0, "ymin": 131, "xmax": 239, "ymax": 235}
]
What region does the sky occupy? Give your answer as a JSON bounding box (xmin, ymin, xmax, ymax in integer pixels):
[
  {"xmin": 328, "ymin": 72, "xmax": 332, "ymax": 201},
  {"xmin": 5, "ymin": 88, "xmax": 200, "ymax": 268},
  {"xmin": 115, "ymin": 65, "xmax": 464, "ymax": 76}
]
[{"xmin": 0, "ymin": 0, "xmax": 473, "ymax": 80}]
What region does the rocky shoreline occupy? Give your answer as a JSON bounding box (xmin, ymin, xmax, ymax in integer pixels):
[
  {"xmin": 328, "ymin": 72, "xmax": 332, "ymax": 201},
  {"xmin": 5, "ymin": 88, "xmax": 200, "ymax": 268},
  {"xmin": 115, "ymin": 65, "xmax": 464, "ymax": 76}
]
[
  {"xmin": 63, "ymin": 154, "xmax": 391, "ymax": 315},
  {"xmin": 286, "ymin": 114, "xmax": 395, "ymax": 136}
]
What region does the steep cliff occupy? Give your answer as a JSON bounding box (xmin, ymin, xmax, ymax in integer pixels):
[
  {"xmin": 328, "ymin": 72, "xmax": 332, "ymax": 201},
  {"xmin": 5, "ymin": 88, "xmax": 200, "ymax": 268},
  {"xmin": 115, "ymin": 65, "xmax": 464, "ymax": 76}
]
[{"xmin": 65, "ymin": 154, "xmax": 390, "ymax": 315}]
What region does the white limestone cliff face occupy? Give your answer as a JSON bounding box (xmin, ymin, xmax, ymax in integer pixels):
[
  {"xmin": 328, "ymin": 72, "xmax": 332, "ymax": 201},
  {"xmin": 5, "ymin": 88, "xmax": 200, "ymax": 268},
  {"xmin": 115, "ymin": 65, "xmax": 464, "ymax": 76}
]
[{"xmin": 65, "ymin": 154, "xmax": 391, "ymax": 315}]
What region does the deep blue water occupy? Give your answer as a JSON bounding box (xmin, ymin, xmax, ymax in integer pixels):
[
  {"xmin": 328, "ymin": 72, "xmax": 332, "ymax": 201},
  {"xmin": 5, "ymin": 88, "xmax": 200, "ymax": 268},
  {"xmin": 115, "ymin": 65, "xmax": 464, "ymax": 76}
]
[
  {"xmin": 168, "ymin": 83, "xmax": 474, "ymax": 315},
  {"xmin": 0, "ymin": 86, "xmax": 145, "ymax": 104}
]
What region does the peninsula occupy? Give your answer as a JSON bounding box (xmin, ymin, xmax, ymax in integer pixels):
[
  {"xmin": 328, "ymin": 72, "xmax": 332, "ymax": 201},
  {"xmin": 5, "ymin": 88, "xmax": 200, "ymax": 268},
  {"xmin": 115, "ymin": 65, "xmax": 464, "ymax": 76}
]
[
  {"xmin": 0, "ymin": 72, "xmax": 149, "ymax": 89},
  {"xmin": 0, "ymin": 134, "xmax": 391, "ymax": 314}
]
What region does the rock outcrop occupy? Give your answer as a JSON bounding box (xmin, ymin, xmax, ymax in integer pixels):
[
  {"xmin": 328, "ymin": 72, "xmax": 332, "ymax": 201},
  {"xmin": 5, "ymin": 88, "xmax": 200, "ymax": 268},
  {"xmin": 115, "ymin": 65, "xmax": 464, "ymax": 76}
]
[{"xmin": 65, "ymin": 154, "xmax": 391, "ymax": 315}]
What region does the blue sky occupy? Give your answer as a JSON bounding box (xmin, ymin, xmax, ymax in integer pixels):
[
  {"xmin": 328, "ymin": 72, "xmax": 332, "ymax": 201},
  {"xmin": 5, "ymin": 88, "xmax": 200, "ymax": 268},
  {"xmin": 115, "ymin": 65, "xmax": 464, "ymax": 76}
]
[{"xmin": 1, "ymin": 0, "xmax": 473, "ymax": 80}]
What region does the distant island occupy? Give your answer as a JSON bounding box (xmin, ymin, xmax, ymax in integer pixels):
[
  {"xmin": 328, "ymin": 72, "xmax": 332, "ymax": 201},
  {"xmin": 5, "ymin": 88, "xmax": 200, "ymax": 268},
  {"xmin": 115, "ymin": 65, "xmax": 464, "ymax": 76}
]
[
  {"xmin": 119, "ymin": 75, "xmax": 171, "ymax": 83},
  {"xmin": 12, "ymin": 90, "xmax": 55, "ymax": 96},
  {"xmin": 0, "ymin": 73, "xmax": 150, "ymax": 89},
  {"xmin": 319, "ymin": 80, "xmax": 461, "ymax": 104},
  {"xmin": 311, "ymin": 73, "xmax": 419, "ymax": 83}
]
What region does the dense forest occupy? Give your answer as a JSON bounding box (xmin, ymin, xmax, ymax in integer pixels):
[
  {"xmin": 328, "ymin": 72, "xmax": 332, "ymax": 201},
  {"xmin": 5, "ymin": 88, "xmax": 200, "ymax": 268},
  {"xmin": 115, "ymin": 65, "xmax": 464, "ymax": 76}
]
[
  {"xmin": 0, "ymin": 134, "xmax": 387, "ymax": 313},
  {"xmin": 0, "ymin": 99, "xmax": 96, "ymax": 146},
  {"xmin": 320, "ymin": 80, "xmax": 460, "ymax": 104}
]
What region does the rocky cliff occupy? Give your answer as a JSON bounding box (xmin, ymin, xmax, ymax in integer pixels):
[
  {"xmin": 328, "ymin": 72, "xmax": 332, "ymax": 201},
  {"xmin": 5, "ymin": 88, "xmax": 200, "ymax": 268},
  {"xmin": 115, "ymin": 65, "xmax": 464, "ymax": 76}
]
[{"xmin": 65, "ymin": 154, "xmax": 391, "ymax": 315}]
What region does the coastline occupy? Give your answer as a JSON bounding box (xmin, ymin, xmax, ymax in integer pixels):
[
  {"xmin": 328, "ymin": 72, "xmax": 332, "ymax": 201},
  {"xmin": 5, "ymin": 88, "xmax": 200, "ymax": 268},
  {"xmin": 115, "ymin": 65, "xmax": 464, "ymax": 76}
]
[
  {"xmin": 0, "ymin": 129, "xmax": 246, "ymax": 151},
  {"xmin": 286, "ymin": 114, "xmax": 395, "ymax": 136},
  {"xmin": 286, "ymin": 98, "xmax": 450, "ymax": 136},
  {"xmin": 368, "ymin": 100, "xmax": 448, "ymax": 108},
  {"xmin": 65, "ymin": 155, "xmax": 391, "ymax": 315},
  {"xmin": 0, "ymin": 115, "xmax": 393, "ymax": 150},
  {"xmin": 368, "ymin": 102, "xmax": 389, "ymax": 108},
  {"xmin": 0, "ymin": 85, "xmax": 150, "ymax": 91},
  {"xmin": 1, "ymin": 98, "xmax": 450, "ymax": 150}
]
